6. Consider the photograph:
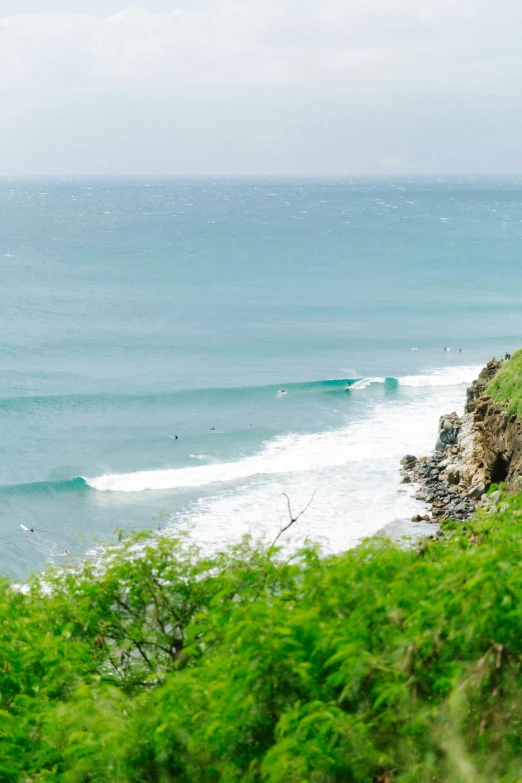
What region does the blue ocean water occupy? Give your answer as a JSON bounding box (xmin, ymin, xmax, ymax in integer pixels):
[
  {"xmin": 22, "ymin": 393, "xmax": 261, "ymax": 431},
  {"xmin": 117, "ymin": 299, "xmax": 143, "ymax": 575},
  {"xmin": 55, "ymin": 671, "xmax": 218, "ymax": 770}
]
[{"xmin": 1, "ymin": 176, "xmax": 521, "ymax": 578}]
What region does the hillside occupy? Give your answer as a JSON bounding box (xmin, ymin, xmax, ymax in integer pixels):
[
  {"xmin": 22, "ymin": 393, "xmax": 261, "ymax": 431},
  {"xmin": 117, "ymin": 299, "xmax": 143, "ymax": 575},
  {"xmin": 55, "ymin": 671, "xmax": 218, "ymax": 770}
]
[{"xmin": 487, "ymin": 349, "xmax": 522, "ymax": 418}]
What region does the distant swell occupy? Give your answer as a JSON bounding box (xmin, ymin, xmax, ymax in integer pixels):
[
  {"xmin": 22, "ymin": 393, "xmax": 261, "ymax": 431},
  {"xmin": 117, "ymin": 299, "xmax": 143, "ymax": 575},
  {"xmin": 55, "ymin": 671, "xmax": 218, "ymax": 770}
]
[{"xmin": 0, "ymin": 366, "xmax": 481, "ymax": 411}]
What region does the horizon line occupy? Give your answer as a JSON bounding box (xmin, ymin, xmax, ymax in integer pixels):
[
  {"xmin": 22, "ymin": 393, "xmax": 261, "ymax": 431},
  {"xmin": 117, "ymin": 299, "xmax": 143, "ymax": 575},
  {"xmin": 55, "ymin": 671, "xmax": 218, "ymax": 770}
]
[{"xmin": 1, "ymin": 171, "xmax": 522, "ymax": 179}]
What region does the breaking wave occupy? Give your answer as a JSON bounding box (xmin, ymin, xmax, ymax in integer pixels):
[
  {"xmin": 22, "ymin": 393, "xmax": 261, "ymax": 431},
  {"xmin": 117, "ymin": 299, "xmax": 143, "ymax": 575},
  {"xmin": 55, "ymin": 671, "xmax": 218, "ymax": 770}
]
[{"xmin": 85, "ymin": 366, "xmax": 480, "ymax": 494}]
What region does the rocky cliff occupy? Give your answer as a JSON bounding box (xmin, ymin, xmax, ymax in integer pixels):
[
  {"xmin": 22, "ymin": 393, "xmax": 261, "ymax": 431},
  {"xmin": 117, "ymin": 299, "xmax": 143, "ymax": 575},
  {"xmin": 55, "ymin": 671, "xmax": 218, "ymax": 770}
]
[
  {"xmin": 465, "ymin": 359, "xmax": 522, "ymax": 491},
  {"xmin": 402, "ymin": 356, "xmax": 522, "ymax": 522}
]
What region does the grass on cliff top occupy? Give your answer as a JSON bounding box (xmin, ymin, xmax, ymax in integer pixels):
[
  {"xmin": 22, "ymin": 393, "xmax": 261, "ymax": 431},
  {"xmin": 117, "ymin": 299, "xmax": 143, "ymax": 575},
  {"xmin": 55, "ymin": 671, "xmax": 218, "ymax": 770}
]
[
  {"xmin": 487, "ymin": 347, "xmax": 522, "ymax": 416},
  {"xmin": 4, "ymin": 489, "xmax": 522, "ymax": 782}
]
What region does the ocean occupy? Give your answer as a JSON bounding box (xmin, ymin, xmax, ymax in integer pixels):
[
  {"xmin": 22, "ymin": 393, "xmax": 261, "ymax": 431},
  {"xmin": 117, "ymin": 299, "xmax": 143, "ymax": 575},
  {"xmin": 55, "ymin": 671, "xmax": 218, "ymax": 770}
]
[{"xmin": 1, "ymin": 176, "xmax": 521, "ymax": 579}]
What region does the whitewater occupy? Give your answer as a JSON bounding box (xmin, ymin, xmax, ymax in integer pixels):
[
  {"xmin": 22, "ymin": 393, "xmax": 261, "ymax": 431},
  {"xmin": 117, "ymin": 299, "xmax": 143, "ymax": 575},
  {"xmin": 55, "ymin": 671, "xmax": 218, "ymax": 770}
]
[
  {"xmin": 76, "ymin": 366, "xmax": 481, "ymax": 556},
  {"xmin": 87, "ymin": 367, "xmax": 480, "ymax": 494}
]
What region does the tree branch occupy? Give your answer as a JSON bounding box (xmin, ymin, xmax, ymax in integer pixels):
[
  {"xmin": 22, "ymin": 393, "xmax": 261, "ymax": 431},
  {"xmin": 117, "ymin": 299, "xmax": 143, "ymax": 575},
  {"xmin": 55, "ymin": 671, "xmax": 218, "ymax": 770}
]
[{"xmin": 270, "ymin": 492, "xmax": 315, "ymax": 549}]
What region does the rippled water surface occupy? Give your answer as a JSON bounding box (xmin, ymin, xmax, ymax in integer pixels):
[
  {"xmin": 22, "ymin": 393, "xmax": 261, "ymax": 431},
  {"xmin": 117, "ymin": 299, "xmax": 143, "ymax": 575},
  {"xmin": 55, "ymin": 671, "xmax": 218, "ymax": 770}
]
[{"xmin": 1, "ymin": 176, "xmax": 521, "ymax": 577}]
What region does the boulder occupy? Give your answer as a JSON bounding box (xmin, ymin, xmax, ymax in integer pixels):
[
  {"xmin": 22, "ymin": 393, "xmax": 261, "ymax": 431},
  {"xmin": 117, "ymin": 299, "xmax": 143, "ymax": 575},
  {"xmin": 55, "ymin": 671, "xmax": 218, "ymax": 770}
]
[
  {"xmin": 400, "ymin": 454, "xmax": 417, "ymax": 466},
  {"xmin": 446, "ymin": 465, "xmax": 461, "ymax": 484},
  {"xmin": 435, "ymin": 428, "xmax": 458, "ymax": 451},
  {"xmin": 435, "ymin": 415, "xmax": 460, "ymax": 451},
  {"xmin": 467, "ymin": 482, "xmax": 486, "ymax": 500},
  {"xmin": 461, "ymin": 464, "xmax": 476, "ymax": 482}
]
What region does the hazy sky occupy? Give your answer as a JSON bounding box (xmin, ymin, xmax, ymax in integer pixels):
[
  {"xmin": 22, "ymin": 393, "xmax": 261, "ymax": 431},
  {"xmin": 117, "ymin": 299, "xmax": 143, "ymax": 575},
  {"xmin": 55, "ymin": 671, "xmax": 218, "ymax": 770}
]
[{"xmin": 1, "ymin": 0, "xmax": 522, "ymax": 175}]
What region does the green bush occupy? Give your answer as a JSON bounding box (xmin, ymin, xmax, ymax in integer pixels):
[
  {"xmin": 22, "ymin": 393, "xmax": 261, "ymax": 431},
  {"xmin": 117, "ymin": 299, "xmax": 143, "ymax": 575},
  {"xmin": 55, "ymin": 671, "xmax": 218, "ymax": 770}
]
[
  {"xmin": 487, "ymin": 349, "xmax": 522, "ymax": 416},
  {"xmin": 3, "ymin": 496, "xmax": 522, "ymax": 781}
]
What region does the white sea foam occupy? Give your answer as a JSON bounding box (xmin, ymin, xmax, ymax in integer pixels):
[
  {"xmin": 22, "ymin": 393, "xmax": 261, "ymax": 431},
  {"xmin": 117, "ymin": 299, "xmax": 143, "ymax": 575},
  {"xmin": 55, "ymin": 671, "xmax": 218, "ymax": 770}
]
[
  {"xmin": 397, "ymin": 365, "xmax": 480, "ymax": 387},
  {"xmin": 166, "ymin": 383, "xmax": 470, "ymax": 553},
  {"xmin": 87, "ymin": 426, "xmax": 384, "ymax": 493},
  {"xmin": 347, "ymin": 365, "xmax": 480, "ymax": 391}
]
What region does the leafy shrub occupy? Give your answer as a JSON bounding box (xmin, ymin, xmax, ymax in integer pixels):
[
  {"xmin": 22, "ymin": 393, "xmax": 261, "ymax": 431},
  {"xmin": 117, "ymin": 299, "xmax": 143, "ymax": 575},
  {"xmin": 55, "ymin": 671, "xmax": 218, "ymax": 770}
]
[{"xmin": 3, "ymin": 496, "xmax": 522, "ymax": 781}]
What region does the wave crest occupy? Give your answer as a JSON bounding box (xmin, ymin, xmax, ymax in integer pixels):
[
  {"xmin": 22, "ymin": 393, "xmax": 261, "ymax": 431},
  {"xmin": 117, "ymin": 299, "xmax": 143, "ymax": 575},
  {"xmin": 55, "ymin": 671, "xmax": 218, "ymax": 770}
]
[{"xmin": 347, "ymin": 366, "xmax": 480, "ymax": 390}]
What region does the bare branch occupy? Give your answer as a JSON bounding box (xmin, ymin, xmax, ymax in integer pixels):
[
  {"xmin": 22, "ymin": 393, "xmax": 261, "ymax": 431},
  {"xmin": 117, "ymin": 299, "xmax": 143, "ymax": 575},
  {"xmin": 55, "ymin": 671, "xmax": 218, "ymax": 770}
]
[{"xmin": 270, "ymin": 492, "xmax": 316, "ymax": 549}]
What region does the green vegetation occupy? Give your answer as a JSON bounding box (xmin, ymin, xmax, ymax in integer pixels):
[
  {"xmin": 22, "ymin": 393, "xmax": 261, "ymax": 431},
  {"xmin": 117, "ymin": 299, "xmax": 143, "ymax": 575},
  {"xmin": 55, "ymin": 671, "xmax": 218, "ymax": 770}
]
[
  {"xmin": 487, "ymin": 349, "xmax": 522, "ymax": 416},
  {"xmin": 3, "ymin": 495, "xmax": 522, "ymax": 782}
]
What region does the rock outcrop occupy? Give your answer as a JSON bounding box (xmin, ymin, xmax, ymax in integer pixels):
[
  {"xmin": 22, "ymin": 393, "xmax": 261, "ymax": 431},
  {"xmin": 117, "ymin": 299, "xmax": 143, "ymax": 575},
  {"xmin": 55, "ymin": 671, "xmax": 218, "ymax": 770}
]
[
  {"xmin": 400, "ymin": 357, "xmax": 522, "ymax": 522},
  {"xmin": 466, "ymin": 396, "xmax": 522, "ymax": 494},
  {"xmin": 464, "ymin": 359, "xmax": 503, "ymax": 413}
]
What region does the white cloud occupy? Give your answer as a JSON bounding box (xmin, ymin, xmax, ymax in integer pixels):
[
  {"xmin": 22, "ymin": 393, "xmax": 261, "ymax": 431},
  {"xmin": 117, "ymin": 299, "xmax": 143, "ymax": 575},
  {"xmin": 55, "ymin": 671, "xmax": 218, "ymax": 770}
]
[
  {"xmin": 0, "ymin": 1, "xmax": 521, "ymax": 99},
  {"xmin": 1, "ymin": 1, "xmax": 522, "ymax": 174}
]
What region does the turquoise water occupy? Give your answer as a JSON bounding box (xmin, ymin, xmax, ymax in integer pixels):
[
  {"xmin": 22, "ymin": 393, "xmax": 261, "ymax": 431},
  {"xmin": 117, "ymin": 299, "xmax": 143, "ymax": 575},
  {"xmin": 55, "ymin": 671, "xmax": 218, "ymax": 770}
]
[{"xmin": 1, "ymin": 176, "xmax": 521, "ymax": 578}]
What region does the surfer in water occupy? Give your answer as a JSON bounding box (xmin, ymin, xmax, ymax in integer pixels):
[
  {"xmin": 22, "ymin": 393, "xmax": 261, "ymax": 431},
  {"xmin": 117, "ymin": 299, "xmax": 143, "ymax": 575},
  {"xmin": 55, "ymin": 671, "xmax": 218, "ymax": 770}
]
[{"xmin": 20, "ymin": 525, "xmax": 34, "ymax": 533}]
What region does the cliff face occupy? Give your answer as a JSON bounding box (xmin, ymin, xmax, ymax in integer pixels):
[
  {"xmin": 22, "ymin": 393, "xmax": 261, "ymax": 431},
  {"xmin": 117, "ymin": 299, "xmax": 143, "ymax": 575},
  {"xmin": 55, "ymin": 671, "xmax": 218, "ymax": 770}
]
[
  {"xmin": 438, "ymin": 357, "xmax": 522, "ymax": 494},
  {"xmin": 403, "ymin": 357, "xmax": 522, "ymax": 522},
  {"xmin": 464, "ymin": 359, "xmax": 503, "ymax": 413},
  {"xmin": 466, "ymin": 363, "xmax": 522, "ymax": 491}
]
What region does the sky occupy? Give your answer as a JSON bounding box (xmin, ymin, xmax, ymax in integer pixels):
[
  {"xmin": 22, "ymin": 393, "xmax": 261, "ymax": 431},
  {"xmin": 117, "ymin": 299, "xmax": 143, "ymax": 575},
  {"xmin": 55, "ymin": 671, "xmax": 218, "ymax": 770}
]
[{"xmin": 1, "ymin": 0, "xmax": 522, "ymax": 175}]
